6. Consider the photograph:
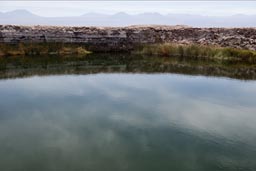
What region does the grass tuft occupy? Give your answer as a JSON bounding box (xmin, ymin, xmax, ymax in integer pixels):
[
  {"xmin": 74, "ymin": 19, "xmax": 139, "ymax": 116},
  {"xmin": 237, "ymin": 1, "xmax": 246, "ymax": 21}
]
[
  {"xmin": 0, "ymin": 43, "xmax": 91, "ymax": 57},
  {"xmin": 136, "ymin": 43, "xmax": 256, "ymax": 61}
]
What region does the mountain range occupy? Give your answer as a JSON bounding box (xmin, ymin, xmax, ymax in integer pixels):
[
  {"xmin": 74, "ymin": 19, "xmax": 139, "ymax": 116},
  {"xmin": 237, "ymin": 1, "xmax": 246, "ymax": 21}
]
[{"xmin": 0, "ymin": 9, "xmax": 256, "ymax": 27}]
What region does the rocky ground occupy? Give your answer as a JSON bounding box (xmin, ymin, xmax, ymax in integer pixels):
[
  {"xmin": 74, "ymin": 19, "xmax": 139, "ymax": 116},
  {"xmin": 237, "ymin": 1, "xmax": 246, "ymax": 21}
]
[{"xmin": 0, "ymin": 25, "xmax": 256, "ymax": 51}]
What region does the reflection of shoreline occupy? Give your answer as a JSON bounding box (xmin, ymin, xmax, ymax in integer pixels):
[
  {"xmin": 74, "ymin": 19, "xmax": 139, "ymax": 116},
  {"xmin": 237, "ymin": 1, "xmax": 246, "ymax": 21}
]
[{"xmin": 1, "ymin": 54, "xmax": 256, "ymax": 80}]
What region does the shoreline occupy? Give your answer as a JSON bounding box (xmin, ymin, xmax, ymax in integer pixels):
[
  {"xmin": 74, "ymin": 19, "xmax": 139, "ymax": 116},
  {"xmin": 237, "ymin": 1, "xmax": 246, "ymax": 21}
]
[{"xmin": 1, "ymin": 43, "xmax": 256, "ymax": 63}]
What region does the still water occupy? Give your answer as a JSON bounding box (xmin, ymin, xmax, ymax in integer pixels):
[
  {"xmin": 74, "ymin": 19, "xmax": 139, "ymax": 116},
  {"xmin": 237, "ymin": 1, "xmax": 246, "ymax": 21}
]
[{"xmin": 0, "ymin": 55, "xmax": 256, "ymax": 171}]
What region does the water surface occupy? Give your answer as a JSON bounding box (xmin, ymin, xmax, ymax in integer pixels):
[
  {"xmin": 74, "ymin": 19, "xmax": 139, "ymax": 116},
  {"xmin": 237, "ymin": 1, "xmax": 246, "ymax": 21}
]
[{"xmin": 0, "ymin": 54, "xmax": 256, "ymax": 171}]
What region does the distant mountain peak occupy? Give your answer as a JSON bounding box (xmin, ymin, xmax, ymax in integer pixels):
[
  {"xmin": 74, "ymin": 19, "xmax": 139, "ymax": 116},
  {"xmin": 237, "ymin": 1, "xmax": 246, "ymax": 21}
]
[
  {"xmin": 0, "ymin": 9, "xmax": 256, "ymax": 27},
  {"xmin": 4, "ymin": 9, "xmax": 38, "ymax": 17}
]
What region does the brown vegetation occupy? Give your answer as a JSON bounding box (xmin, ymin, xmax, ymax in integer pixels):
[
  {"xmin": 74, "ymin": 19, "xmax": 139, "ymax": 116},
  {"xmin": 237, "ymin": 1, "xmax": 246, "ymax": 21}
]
[
  {"xmin": 137, "ymin": 43, "xmax": 256, "ymax": 61},
  {"xmin": 0, "ymin": 43, "xmax": 91, "ymax": 57}
]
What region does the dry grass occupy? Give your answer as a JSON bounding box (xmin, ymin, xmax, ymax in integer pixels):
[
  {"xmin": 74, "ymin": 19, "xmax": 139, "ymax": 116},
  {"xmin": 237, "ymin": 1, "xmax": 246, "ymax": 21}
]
[
  {"xmin": 0, "ymin": 43, "xmax": 91, "ymax": 56},
  {"xmin": 137, "ymin": 43, "xmax": 256, "ymax": 61}
]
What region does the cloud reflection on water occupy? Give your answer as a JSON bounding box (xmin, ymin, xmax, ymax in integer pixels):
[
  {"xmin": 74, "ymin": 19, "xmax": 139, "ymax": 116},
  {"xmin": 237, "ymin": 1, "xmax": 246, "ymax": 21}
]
[{"xmin": 0, "ymin": 74, "xmax": 256, "ymax": 170}]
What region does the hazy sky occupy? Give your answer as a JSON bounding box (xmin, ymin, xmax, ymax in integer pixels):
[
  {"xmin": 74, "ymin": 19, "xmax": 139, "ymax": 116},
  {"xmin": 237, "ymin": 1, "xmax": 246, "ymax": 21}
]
[{"xmin": 1, "ymin": 1, "xmax": 256, "ymax": 17}]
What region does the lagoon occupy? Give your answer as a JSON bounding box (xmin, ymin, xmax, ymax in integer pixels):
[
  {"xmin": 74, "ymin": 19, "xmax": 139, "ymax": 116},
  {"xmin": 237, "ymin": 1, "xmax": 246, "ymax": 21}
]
[{"xmin": 0, "ymin": 54, "xmax": 256, "ymax": 171}]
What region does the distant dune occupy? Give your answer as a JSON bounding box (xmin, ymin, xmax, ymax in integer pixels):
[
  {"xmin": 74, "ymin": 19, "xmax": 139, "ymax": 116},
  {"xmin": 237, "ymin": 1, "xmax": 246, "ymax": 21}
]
[{"xmin": 0, "ymin": 9, "xmax": 256, "ymax": 27}]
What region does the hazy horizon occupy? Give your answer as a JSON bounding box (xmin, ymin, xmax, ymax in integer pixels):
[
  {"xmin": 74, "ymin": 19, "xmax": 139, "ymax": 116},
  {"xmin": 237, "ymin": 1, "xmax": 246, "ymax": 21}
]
[
  {"xmin": 1, "ymin": 1, "xmax": 256, "ymax": 27},
  {"xmin": 1, "ymin": 1, "xmax": 256, "ymax": 17},
  {"xmin": 3, "ymin": 9, "xmax": 256, "ymax": 18}
]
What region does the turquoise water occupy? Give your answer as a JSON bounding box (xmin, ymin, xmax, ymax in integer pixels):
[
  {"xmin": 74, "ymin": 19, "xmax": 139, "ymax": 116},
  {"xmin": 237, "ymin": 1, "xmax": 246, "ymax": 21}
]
[{"xmin": 0, "ymin": 73, "xmax": 256, "ymax": 171}]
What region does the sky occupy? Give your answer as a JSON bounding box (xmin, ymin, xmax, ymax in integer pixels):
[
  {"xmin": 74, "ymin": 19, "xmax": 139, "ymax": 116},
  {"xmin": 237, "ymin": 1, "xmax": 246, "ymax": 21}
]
[{"xmin": 0, "ymin": 1, "xmax": 256, "ymax": 17}]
